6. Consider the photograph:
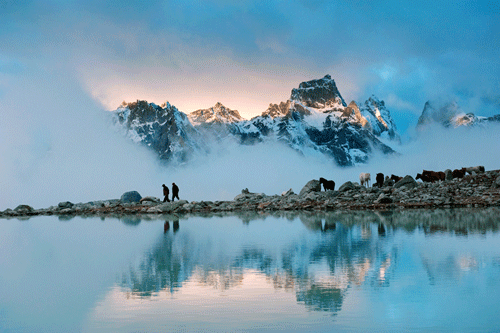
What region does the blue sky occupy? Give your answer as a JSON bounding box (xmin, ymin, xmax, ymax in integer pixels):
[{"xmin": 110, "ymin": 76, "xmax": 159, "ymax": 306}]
[{"xmin": 1, "ymin": 0, "xmax": 499, "ymax": 133}]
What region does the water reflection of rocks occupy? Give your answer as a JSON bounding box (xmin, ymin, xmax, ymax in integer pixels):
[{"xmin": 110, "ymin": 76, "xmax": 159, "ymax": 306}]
[{"xmin": 119, "ymin": 208, "xmax": 500, "ymax": 314}]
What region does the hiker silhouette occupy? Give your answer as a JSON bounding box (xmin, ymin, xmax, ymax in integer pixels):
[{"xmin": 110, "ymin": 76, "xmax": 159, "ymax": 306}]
[{"xmin": 172, "ymin": 183, "xmax": 179, "ymax": 201}]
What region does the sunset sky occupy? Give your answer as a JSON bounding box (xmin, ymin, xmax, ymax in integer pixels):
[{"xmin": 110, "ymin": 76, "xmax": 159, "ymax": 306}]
[
  {"xmin": 1, "ymin": 0, "xmax": 500, "ymax": 211},
  {"xmin": 1, "ymin": 0, "xmax": 499, "ymax": 133}
]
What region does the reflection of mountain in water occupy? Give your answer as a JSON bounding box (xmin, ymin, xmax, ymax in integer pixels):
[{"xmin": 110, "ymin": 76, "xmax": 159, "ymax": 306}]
[{"xmin": 119, "ymin": 208, "xmax": 500, "ymax": 314}]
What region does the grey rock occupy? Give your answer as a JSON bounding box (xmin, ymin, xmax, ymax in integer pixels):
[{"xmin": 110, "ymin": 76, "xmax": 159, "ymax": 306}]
[
  {"xmin": 299, "ymin": 180, "xmax": 321, "ymax": 197},
  {"xmin": 58, "ymin": 201, "xmax": 74, "ymax": 209},
  {"xmin": 281, "ymin": 188, "xmax": 294, "ymax": 196},
  {"xmin": 394, "ymin": 175, "xmax": 418, "ymax": 189},
  {"xmin": 2, "ymin": 208, "xmax": 16, "ymax": 216},
  {"xmin": 493, "ymin": 176, "xmax": 500, "ymax": 188},
  {"xmin": 375, "ymin": 194, "xmax": 393, "ymax": 204},
  {"xmin": 120, "ymin": 191, "xmax": 142, "ymax": 203},
  {"xmin": 383, "ymin": 177, "xmax": 394, "ymax": 187},
  {"xmin": 338, "ymin": 181, "xmax": 355, "ymax": 192},
  {"xmin": 140, "ymin": 196, "xmax": 161, "ymax": 204},
  {"xmin": 14, "ymin": 205, "xmax": 34, "ymax": 214},
  {"xmin": 147, "ymin": 200, "xmax": 188, "ymax": 213},
  {"xmin": 444, "ymin": 169, "xmax": 453, "ymax": 181},
  {"xmin": 304, "ymin": 192, "xmax": 321, "ymax": 201}
]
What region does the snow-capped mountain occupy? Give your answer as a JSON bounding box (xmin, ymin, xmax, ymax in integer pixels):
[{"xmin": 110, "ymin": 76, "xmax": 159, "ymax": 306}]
[
  {"xmin": 359, "ymin": 96, "xmax": 399, "ymax": 141},
  {"xmin": 417, "ymin": 100, "xmax": 500, "ymax": 129},
  {"xmin": 111, "ymin": 75, "xmax": 400, "ymax": 167},
  {"xmin": 188, "ymin": 102, "xmax": 244, "ymax": 125},
  {"xmin": 112, "ymin": 100, "xmax": 206, "ymax": 163}
]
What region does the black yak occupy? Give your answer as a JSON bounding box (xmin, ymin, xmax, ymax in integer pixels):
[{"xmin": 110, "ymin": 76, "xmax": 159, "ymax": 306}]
[{"xmin": 319, "ymin": 177, "xmax": 335, "ymax": 191}]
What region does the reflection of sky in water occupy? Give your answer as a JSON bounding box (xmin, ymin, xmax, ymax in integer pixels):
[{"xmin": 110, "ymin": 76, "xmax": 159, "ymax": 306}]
[{"xmin": 1, "ymin": 209, "xmax": 500, "ymax": 332}]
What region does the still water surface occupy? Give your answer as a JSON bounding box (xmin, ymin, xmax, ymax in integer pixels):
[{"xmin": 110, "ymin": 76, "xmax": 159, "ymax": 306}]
[{"xmin": 1, "ymin": 209, "xmax": 500, "ymax": 332}]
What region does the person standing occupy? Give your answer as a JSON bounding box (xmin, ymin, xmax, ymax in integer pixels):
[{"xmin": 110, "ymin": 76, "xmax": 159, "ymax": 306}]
[
  {"xmin": 162, "ymin": 184, "xmax": 170, "ymax": 202},
  {"xmin": 172, "ymin": 182, "xmax": 179, "ymax": 201}
]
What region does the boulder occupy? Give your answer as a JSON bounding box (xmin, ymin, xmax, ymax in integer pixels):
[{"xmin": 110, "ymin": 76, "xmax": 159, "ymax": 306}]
[
  {"xmin": 394, "ymin": 175, "xmax": 418, "ymax": 189},
  {"xmin": 444, "ymin": 169, "xmax": 453, "ymax": 181},
  {"xmin": 493, "ymin": 176, "xmax": 500, "ymax": 188},
  {"xmin": 375, "ymin": 194, "xmax": 393, "ymax": 204},
  {"xmin": 304, "ymin": 192, "xmax": 320, "ymax": 201},
  {"xmin": 281, "ymin": 188, "xmax": 294, "ymax": 196},
  {"xmin": 383, "ymin": 177, "xmax": 394, "ymax": 187},
  {"xmin": 14, "ymin": 205, "xmax": 34, "ymax": 214},
  {"xmin": 120, "ymin": 191, "xmax": 142, "ymax": 203},
  {"xmin": 147, "ymin": 200, "xmax": 188, "ymax": 213},
  {"xmin": 58, "ymin": 201, "xmax": 74, "ymax": 209},
  {"xmin": 140, "ymin": 196, "xmax": 161, "ymax": 204},
  {"xmin": 299, "ymin": 180, "xmax": 321, "ymax": 197},
  {"xmin": 338, "ymin": 181, "xmax": 355, "ymax": 192}
]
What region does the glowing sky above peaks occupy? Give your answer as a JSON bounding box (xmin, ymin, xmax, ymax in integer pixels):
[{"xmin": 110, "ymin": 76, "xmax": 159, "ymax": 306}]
[{"xmin": 1, "ymin": 0, "xmax": 499, "ymax": 130}]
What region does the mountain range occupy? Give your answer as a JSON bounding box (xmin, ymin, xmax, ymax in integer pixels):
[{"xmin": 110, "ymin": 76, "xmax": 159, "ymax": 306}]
[
  {"xmin": 111, "ymin": 75, "xmax": 401, "ymax": 166},
  {"xmin": 111, "ymin": 75, "xmax": 499, "ymax": 167},
  {"xmin": 417, "ymin": 100, "xmax": 500, "ymax": 129}
]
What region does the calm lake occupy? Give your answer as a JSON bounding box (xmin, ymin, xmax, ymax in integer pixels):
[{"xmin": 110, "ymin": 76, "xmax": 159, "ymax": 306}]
[{"xmin": 1, "ymin": 208, "xmax": 500, "ymax": 332}]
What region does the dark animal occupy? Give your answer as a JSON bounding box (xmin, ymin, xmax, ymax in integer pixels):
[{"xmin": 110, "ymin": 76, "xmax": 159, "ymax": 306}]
[
  {"xmin": 390, "ymin": 174, "xmax": 402, "ymax": 183},
  {"xmin": 162, "ymin": 184, "xmax": 170, "ymax": 202},
  {"xmin": 319, "ymin": 177, "xmax": 335, "ymax": 191},
  {"xmin": 376, "ymin": 173, "xmax": 384, "ymax": 187},
  {"xmin": 416, "ymin": 170, "xmax": 444, "ymax": 182},
  {"xmin": 452, "ymin": 168, "xmax": 466, "ymax": 179},
  {"xmin": 172, "ymin": 182, "xmax": 180, "ymax": 201}
]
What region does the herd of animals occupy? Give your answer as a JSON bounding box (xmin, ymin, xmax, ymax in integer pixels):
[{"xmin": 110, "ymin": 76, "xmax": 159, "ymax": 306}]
[{"xmin": 318, "ymin": 166, "xmax": 486, "ymax": 192}]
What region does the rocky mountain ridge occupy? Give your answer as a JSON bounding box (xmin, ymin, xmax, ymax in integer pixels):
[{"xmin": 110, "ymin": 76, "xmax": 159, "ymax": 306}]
[
  {"xmin": 417, "ymin": 100, "xmax": 500, "ymax": 129},
  {"xmin": 111, "ymin": 75, "xmax": 400, "ymax": 166}
]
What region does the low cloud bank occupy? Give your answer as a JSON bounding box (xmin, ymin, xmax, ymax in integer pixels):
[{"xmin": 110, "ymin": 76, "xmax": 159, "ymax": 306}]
[{"xmin": 1, "ymin": 69, "xmax": 499, "ymax": 210}]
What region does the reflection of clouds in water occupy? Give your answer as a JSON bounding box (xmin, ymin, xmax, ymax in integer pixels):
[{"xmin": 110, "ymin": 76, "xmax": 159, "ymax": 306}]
[
  {"xmin": 119, "ymin": 217, "xmax": 398, "ymax": 314},
  {"xmin": 116, "ymin": 208, "xmax": 500, "ymax": 315},
  {"xmin": 192, "ymin": 267, "xmax": 245, "ymax": 291},
  {"xmin": 459, "ymin": 256, "xmax": 478, "ymax": 271}
]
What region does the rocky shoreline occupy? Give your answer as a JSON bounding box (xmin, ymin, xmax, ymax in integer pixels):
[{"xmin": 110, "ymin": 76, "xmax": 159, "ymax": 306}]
[{"xmin": 2, "ymin": 169, "xmax": 500, "ymax": 218}]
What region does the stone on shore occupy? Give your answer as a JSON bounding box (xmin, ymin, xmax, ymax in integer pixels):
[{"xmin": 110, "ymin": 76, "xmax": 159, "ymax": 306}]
[
  {"xmin": 121, "ymin": 191, "xmax": 142, "ymax": 203},
  {"xmin": 147, "ymin": 200, "xmax": 188, "ymax": 213},
  {"xmin": 58, "ymin": 201, "xmax": 74, "ymax": 209},
  {"xmin": 14, "ymin": 205, "xmax": 35, "ymax": 214},
  {"xmin": 2, "ymin": 168, "xmax": 500, "ymax": 218},
  {"xmin": 375, "ymin": 194, "xmax": 393, "ymax": 204},
  {"xmin": 140, "ymin": 196, "xmax": 161, "ymax": 203},
  {"xmin": 394, "ymin": 175, "xmax": 417, "ymax": 189},
  {"xmin": 299, "ymin": 180, "xmax": 321, "ymax": 197},
  {"xmin": 494, "ymin": 176, "xmax": 500, "ymax": 188},
  {"xmin": 338, "ymin": 181, "xmax": 355, "ymax": 192}
]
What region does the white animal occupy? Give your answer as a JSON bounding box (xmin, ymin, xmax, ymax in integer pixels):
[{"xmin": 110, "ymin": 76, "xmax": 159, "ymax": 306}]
[{"xmin": 359, "ymin": 173, "xmax": 371, "ymax": 187}]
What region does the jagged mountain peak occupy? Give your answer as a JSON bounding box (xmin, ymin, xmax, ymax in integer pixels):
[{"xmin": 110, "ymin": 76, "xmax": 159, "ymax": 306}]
[
  {"xmin": 417, "ymin": 100, "xmax": 462, "ymax": 128},
  {"xmin": 290, "ymin": 74, "xmax": 347, "ymax": 110},
  {"xmin": 358, "ymin": 95, "xmax": 399, "ymax": 140},
  {"xmin": 188, "ymin": 103, "xmax": 244, "ymax": 125},
  {"xmin": 261, "ymin": 100, "xmax": 293, "ymax": 118},
  {"xmin": 416, "ymin": 100, "xmax": 500, "ymax": 129},
  {"xmin": 111, "ymin": 76, "xmax": 401, "ymax": 167}
]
